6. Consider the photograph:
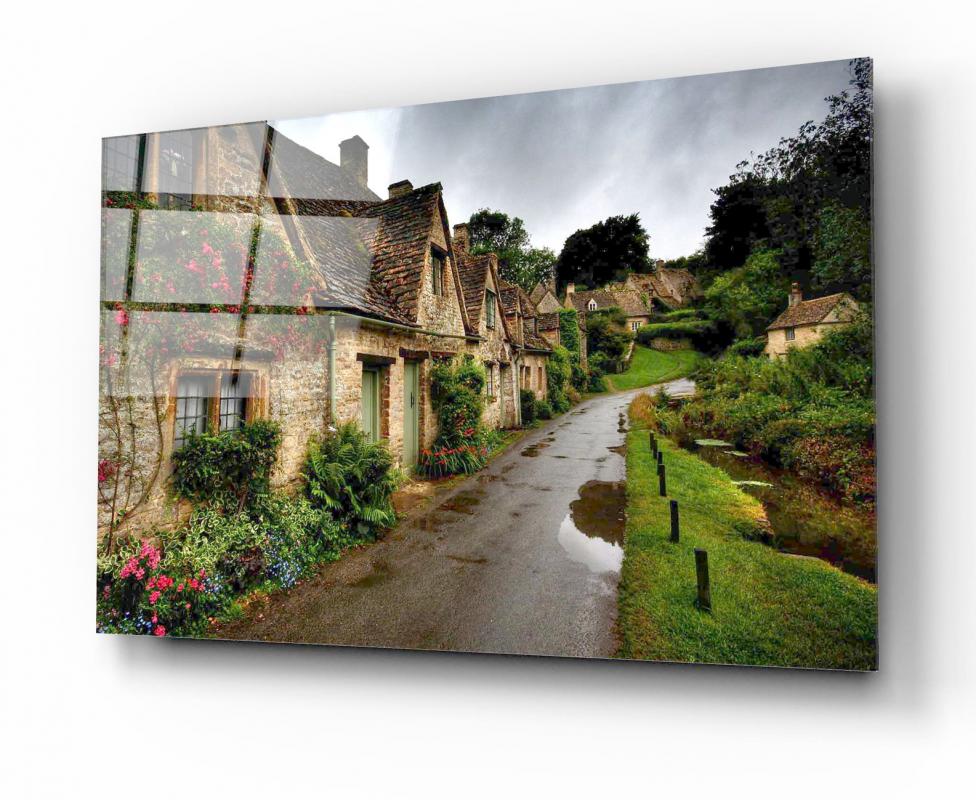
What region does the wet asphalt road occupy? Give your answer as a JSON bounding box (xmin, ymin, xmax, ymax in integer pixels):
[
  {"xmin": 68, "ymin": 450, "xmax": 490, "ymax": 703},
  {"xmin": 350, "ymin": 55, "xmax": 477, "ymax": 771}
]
[{"xmin": 218, "ymin": 380, "xmax": 693, "ymax": 658}]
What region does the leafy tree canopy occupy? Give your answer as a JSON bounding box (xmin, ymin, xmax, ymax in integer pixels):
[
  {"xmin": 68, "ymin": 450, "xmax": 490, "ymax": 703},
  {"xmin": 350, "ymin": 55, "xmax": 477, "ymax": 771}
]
[
  {"xmin": 556, "ymin": 213, "xmax": 651, "ymax": 290},
  {"xmin": 702, "ymin": 58, "xmax": 872, "ymax": 299},
  {"xmin": 467, "ymin": 209, "xmax": 555, "ymax": 292}
]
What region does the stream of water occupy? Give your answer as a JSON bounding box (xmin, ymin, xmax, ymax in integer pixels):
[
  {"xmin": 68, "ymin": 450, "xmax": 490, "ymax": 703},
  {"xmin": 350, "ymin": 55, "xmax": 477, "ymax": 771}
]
[{"xmin": 679, "ymin": 434, "xmax": 876, "ymax": 583}]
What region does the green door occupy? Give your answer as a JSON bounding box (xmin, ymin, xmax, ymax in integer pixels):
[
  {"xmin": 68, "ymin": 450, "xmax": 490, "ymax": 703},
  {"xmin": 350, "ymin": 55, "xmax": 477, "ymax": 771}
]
[
  {"xmin": 498, "ymin": 365, "xmax": 507, "ymax": 427},
  {"xmin": 403, "ymin": 361, "xmax": 420, "ymax": 467},
  {"xmin": 361, "ymin": 367, "xmax": 380, "ymax": 442}
]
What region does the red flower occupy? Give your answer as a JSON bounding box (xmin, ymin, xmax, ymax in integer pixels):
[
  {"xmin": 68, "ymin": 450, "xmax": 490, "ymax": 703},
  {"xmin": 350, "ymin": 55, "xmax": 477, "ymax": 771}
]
[{"xmin": 153, "ymin": 625, "xmax": 167, "ymax": 637}]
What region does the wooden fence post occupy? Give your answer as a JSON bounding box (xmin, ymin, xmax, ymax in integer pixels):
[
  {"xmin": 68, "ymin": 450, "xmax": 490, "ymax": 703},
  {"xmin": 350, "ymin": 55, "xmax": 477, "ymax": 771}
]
[
  {"xmin": 658, "ymin": 463, "xmax": 666, "ymax": 496},
  {"xmin": 669, "ymin": 499, "xmax": 679, "ymax": 542},
  {"xmin": 695, "ymin": 549, "xmax": 712, "ymax": 611},
  {"xmin": 650, "ymin": 432, "xmax": 657, "ymax": 457},
  {"xmin": 656, "ymin": 450, "xmax": 663, "ymax": 466}
]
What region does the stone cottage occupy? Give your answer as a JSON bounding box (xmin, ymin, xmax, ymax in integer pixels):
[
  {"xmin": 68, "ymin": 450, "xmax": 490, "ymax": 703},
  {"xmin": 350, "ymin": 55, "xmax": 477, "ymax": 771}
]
[
  {"xmin": 564, "ymin": 282, "xmax": 652, "ymax": 333},
  {"xmin": 764, "ymin": 283, "xmax": 859, "ymax": 358},
  {"xmin": 498, "ymin": 282, "xmax": 552, "ymax": 399},
  {"xmin": 98, "ymin": 122, "xmax": 527, "ymax": 539}
]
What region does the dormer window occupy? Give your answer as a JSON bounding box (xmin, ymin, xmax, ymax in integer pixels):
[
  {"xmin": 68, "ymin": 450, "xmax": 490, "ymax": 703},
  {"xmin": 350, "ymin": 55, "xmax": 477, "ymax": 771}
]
[
  {"xmin": 587, "ymin": 299, "xmax": 597, "ymax": 311},
  {"xmin": 485, "ymin": 288, "xmax": 497, "ymax": 329},
  {"xmin": 430, "ymin": 247, "xmax": 445, "ymax": 296}
]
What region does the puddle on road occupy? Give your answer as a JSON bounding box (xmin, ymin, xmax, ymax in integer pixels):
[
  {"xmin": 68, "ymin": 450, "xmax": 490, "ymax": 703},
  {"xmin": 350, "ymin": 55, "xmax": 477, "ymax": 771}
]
[
  {"xmin": 351, "ymin": 560, "xmax": 394, "ymax": 588},
  {"xmin": 438, "ymin": 490, "xmax": 483, "ymax": 515},
  {"xmin": 557, "ymin": 480, "xmax": 626, "ymax": 574},
  {"xmin": 608, "ymin": 444, "xmax": 626, "ymax": 457},
  {"xmin": 521, "ymin": 442, "xmax": 550, "ymax": 457}
]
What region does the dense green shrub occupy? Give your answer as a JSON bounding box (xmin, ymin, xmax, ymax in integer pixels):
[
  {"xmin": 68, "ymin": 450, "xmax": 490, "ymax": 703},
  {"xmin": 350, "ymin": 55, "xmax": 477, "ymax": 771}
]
[
  {"xmin": 545, "ymin": 345, "xmax": 573, "ymax": 414},
  {"xmin": 304, "ymin": 422, "xmax": 400, "ymax": 537},
  {"xmin": 570, "ymin": 361, "xmax": 588, "ymax": 392},
  {"xmin": 726, "ymin": 336, "xmax": 767, "ymax": 358},
  {"xmin": 419, "ymin": 355, "xmax": 492, "ymax": 477},
  {"xmin": 96, "ymin": 495, "xmax": 348, "ymax": 637},
  {"xmin": 586, "ymin": 310, "xmax": 633, "ymax": 372},
  {"xmin": 520, "ymin": 388, "xmax": 537, "ymax": 424},
  {"xmin": 652, "ymin": 315, "xmax": 875, "ymax": 501},
  {"xmin": 636, "ymin": 319, "xmax": 717, "ymax": 350},
  {"xmin": 535, "ymin": 399, "xmax": 554, "ymax": 419},
  {"xmin": 558, "ymin": 308, "xmax": 581, "ymax": 359},
  {"xmin": 651, "ymin": 308, "xmax": 700, "ymax": 323},
  {"xmin": 587, "ymin": 371, "xmax": 608, "ymax": 393},
  {"xmin": 171, "ymin": 419, "xmax": 282, "ymax": 512}
]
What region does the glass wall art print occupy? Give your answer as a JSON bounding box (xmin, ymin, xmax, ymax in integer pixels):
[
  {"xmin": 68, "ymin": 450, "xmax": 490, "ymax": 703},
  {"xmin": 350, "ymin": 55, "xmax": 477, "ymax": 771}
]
[{"xmin": 98, "ymin": 58, "xmax": 876, "ymax": 670}]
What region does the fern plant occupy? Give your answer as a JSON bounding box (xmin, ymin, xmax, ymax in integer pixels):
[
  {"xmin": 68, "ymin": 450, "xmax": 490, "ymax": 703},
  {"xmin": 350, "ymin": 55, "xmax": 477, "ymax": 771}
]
[{"xmin": 302, "ymin": 423, "xmax": 400, "ymax": 538}]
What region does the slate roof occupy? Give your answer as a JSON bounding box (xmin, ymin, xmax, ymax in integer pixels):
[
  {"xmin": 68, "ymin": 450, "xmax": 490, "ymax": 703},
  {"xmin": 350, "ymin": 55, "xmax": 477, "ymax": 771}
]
[
  {"xmin": 767, "ymin": 293, "xmax": 855, "ymax": 331},
  {"xmin": 537, "ymin": 312, "xmax": 560, "ymax": 332},
  {"xmin": 266, "ymin": 129, "xmax": 381, "ymax": 202},
  {"xmin": 523, "ymin": 324, "xmax": 552, "ymax": 351},
  {"xmin": 455, "ymin": 249, "xmax": 495, "ymax": 325},
  {"xmin": 283, "ymin": 174, "xmax": 472, "ymax": 331},
  {"xmin": 568, "ymin": 287, "xmax": 647, "ymax": 317}
]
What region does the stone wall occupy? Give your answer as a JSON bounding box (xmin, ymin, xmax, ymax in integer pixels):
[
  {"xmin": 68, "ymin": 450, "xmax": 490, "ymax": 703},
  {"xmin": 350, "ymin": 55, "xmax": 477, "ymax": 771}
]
[{"xmin": 765, "ymin": 322, "xmax": 845, "ymax": 358}]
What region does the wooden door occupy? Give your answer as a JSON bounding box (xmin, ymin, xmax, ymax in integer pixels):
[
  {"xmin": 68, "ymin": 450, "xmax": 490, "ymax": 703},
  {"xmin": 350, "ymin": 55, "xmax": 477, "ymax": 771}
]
[
  {"xmin": 402, "ymin": 361, "xmax": 419, "ymax": 467},
  {"xmin": 361, "ymin": 367, "xmax": 379, "ymax": 442}
]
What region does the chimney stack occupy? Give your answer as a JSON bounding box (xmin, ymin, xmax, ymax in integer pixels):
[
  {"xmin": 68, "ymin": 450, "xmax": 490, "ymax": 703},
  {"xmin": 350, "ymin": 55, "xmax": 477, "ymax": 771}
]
[
  {"xmin": 655, "ymin": 259, "xmax": 665, "ymax": 272},
  {"xmin": 339, "ymin": 135, "xmax": 369, "ymax": 190},
  {"xmin": 789, "ymin": 282, "xmax": 803, "ymax": 307},
  {"xmin": 388, "ymin": 179, "xmax": 413, "ymax": 199},
  {"xmin": 565, "ymin": 281, "xmax": 575, "ymax": 298},
  {"xmin": 453, "ymin": 223, "xmax": 470, "ymax": 253}
]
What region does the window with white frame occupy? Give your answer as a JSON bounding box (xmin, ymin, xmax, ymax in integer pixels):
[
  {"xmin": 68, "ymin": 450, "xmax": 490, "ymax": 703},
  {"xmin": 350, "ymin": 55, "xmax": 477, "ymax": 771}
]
[
  {"xmin": 785, "ymin": 327, "xmax": 796, "ymax": 341},
  {"xmin": 587, "ymin": 299, "xmax": 597, "ymax": 311},
  {"xmin": 485, "ymin": 362, "xmax": 495, "ymax": 396},
  {"xmin": 631, "ymin": 320, "xmax": 640, "ymax": 332},
  {"xmin": 174, "ymin": 369, "xmax": 253, "ymax": 448}
]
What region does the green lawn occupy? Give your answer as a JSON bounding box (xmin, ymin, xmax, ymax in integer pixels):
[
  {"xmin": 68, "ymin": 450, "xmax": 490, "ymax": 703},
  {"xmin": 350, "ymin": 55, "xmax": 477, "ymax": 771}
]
[
  {"xmin": 617, "ymin": 404, "xmax": 878, "ymax": 670},
  {"xmin": 606, "ymin": 346, "xmax": 704, "ymax": 392}
]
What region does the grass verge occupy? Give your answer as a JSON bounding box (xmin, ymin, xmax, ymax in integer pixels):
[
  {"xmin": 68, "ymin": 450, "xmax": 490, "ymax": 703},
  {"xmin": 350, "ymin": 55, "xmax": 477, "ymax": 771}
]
[
  {"xmin": 607, "ymin": 346, "xmax": 704, "ymax": 392},
  {"xmin": 618, "ymin": 396, "xmax": 878, "ymax": 669}
]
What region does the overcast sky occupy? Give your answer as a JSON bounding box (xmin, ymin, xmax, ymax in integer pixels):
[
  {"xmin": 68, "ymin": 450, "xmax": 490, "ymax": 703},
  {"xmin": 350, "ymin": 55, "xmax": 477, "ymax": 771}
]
[{"xmin": 274, "ymin": 60, "xmax": 854, "ymax": 259}]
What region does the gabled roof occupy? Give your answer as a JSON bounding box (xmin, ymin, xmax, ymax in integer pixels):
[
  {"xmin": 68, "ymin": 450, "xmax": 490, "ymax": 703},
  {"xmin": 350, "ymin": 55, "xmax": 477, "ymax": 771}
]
[
  {"xmin": 569, "ymin": 287, "xmax": 646, "ymax": 317},
  {"xmin": 454, "ymin": 250, "xmax": 514, "ymax": 341},
  {"xmin": 537, "ymin": 312, "xmax": 560, "ymax": 332},
  {"xmin": 767, "ymin": 293, "xmax": 855, "ymax": 331},
  {"xmin": 523, "ymin": 328, "xmax": 552, "ymax": 352},
  {"xmin": 290, "ymin": 179, "xmax": 472, "ymax": 331}
]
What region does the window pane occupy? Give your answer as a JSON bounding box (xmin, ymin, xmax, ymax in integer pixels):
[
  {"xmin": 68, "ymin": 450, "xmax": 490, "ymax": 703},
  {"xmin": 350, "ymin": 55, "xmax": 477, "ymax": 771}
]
[
  {"xmin": 219, "ymin": 372, "xmax": 251, "ymax": 431},
  {"xmin": 175, "ymin": 375, "xmax": 213, "ymax": 447}
]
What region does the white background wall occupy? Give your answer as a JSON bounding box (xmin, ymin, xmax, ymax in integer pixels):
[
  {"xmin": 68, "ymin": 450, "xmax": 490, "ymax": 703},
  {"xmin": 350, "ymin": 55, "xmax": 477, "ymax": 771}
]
[{"xmin": 1, "ymin": 1, "xmax": 973, "ymax": 797}]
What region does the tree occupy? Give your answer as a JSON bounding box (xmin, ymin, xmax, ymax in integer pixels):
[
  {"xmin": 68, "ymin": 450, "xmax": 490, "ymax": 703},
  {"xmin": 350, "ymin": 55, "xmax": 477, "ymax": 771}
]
[
  {"xmin": 811, "ymin": 203, "xmax": 872, "ymax": 299},
  {"xmin": 556, "ymin": 214, "xmax": 650, "ymax": 290},
  {"xmin": 702, "ymin": 58, "xmax": 873, "ymax": 294},
  {"xmin": 585, "ymin": 308, "xmax": 634, "ymax": 373},
  {"xmin": 703, "ymin": 249, "xmax": 790, "ymax": 340},
  {"xmin": 467, "ymin": 209, "xmax": 554, "ymax": 291}
]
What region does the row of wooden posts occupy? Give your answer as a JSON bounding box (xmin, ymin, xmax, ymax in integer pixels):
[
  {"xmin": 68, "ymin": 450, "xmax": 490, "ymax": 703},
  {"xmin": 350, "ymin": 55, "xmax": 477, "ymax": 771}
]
[{"xmin": 650, "ymin": 431, "xmax": 712, "ymax": 612}]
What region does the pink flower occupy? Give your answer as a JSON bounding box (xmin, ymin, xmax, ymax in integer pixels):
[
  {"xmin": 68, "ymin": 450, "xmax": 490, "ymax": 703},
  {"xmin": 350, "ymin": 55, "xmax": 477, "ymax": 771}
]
[
  {"xmin": 153, "ymin": 625, "xmax": 166, "ymax": 637},
  {"xmin": 185, "ymin": 603, "xmax": 191, "ymax": 610},
  {"xmin": 149, "ymin": 591, "xmax": 161, "ymax": 604},
  {"xmin": 177, "ymin": 584, "xmax": 184, "ymax": 592},
  {"xmin": 151, "ymin": 614, "xmax": 158, "ymax": 624}
]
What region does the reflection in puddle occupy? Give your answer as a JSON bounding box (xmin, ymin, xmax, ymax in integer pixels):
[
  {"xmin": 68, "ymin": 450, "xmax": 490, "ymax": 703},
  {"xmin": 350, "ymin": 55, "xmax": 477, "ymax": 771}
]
[
  {"xmin": 557, "ymin": 480, "xmax": 626, "ymax": 574},
  {"xmin": 438, "ymin": 490, "xmax": 482, "ymax": 515},
  {"xmin": 521, "ymin": 442, "xmax": 550, "ymax": 457}
]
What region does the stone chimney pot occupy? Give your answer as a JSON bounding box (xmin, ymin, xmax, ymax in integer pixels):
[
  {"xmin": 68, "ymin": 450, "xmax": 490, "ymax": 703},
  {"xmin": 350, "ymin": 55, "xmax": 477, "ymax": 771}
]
[
  {"xmin": 388, "ymin": 179, "xmax": 413, "ymax": 199},
  {"xmin": 453, "ymin": 223, "xmax": 470, "ymax": 253},
  {"xmin": 789, "ymin": 282, "xmax": 803, "ymax": 307},
  {"xmin": 339, "ymin": 135, "xmax": 368, "ymax": 189}
]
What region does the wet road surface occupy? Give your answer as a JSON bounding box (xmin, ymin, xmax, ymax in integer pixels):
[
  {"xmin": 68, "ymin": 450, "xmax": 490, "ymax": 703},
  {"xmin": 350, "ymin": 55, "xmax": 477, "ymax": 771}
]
[{"xmin": 218, "ymin": 380, "xmax": 692, "ymax": 658}]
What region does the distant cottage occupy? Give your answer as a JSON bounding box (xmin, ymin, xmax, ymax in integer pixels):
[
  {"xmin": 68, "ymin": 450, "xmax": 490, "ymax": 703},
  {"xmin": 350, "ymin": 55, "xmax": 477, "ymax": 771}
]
[{"xmin": 765, "ymin": 283, "xmax": 858, "ymax": 358}]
